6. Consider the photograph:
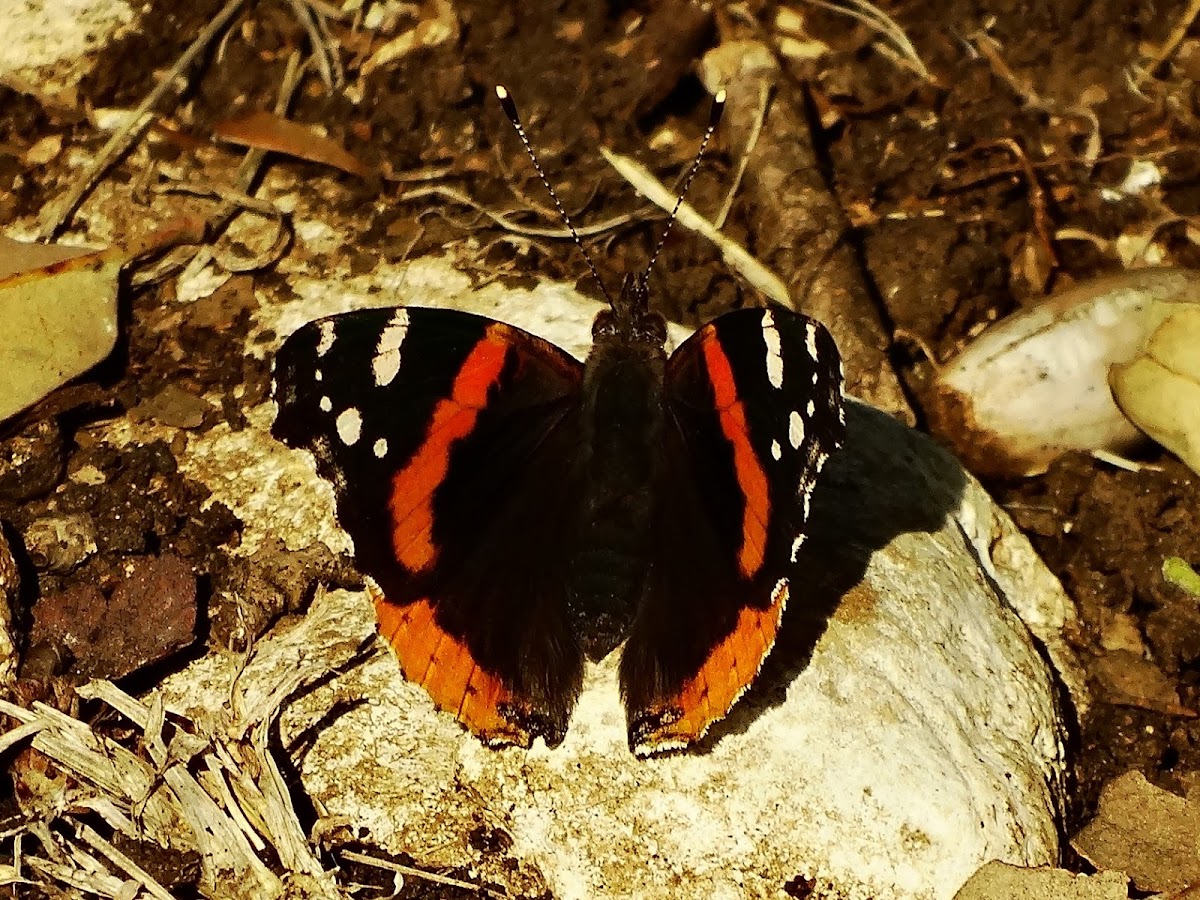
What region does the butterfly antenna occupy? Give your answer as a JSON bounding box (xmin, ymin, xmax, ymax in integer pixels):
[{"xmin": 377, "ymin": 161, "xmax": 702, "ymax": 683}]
[
  {"xmin": 643, "ymin": 88, "xmax": 727, "ymax": 282},
  {"xmin": 495, "ymin": 84, "xmax": 613, "ymax": 306}
]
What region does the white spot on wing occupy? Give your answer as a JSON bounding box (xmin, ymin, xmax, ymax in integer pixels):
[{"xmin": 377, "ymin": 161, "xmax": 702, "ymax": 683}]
[
  {"xmin": 772, "ymin": 578, "xmax": 789, "ymax": 612},
  {"xmin": 805, "ymin": 321, "xmax": 818, "ymax": 358},
  {"xmin": 319, "ymin": 396, "xmax": 332, "ymax": 413},
  {"xmin": 806, "ymin": 399, "xmax": 815, "ymax": 416},
  {"xmin": 336, "ymin": 407, "xmax": 362, "ymax": 445},
  {"xmin": 316, "ymin": 321, "xmax": 335, "ymax": 357},
  {"xmin": 789, "ymin": 410, "xmax": 805, "ymax": 449},
  {"xmin": 771, "ymin": 439, "xmax": 782, "ymax": 461},
  {"xmin": 762, "ymin": 310, "xmax": 784, "ymax": 389},
  {"xmin": 373, "ymin": 437, "xmax": 388, "ymax": 458},
  {"xmin": 790, "ymin": 533, "xmax": 806, "ymax": 561},
  {"xmin": 314, "ymin": 369, "xmax": 323, "ymax": 382},
  {"xmin": 372, "ymin": 309, "xmax": 410, "ymax": 387}
]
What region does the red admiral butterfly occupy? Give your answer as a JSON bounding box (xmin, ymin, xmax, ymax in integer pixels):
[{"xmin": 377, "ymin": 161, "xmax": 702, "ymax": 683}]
[{"xmin": 272, "ymin": 87, "xmax": 846, "ymax": 755}]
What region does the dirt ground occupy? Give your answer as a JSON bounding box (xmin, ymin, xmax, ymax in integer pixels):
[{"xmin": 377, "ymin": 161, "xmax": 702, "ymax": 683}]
[{"xmin": 2, "ymin": 0, "xmax": 1200, "ymax": 895}]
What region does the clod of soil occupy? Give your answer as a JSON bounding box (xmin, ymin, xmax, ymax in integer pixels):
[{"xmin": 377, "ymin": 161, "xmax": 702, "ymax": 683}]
[{"xmin": 29, "ymin": 553, "xmax": 198, "ymax": 680}]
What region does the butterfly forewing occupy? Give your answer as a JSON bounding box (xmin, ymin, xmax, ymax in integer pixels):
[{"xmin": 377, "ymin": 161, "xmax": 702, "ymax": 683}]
[
  {"xmin": 273, "ymin": 306, "xmax": 588, "ymax": 747},
  {"xmin": 619, "ymin": 307, "xmax": 845, "ymax": 754}
]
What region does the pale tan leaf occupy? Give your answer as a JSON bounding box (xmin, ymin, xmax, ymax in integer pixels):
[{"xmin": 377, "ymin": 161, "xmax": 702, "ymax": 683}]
[
  {"xmin": 1111, "ymin": 306, "xmax": 1200, "ymax": 477},
  {"xmin": 0, "ymin": 237, "xmax": 125, "ymax": 421}
]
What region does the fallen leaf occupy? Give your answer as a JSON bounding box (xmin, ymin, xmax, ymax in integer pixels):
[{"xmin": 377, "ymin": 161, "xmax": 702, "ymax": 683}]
[
  {"xmin": 1072, "ymin": 770, "xmax": 1200, "ymax": 893},
  {"xmin": 0, "ymin": 238, "xmax": 125, "ymax": 422},
  {"xmin": 1091, "ymin": 650, "xmax": 1196, "ymax": 717},
  {"xmin": 213, "ymin": 110, "xmax": 372, "ymax": 178},
  {"xmin": 1110, "ymin": 305, "xmax": 1200, "ymax": 477}
]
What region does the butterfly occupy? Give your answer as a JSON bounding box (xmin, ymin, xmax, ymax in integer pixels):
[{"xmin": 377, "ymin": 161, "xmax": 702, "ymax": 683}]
[{"xmin": 271, "ymin": 87, "xmax": 846, "ymax": 755}]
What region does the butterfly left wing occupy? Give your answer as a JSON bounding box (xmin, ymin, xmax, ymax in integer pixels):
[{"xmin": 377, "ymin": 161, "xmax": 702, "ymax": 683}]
[
  {"xmin": 620, "ymin": 307, "xmax": 845, "ymax": 755},
  {"xmin": 272, "ymin": 306, "xmax": 589, "ymax": 747}
]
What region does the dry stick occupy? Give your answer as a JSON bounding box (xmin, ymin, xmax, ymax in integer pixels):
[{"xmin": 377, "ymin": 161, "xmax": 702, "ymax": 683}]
[
  {"xmin": 493, "ymin": 140, "xmax": 589, "ymax": 230},
  {"xmin": 73, "ymin": 823, "xmax": 174, "ymax": 900},
  {"xmin": 388, "ymin": 163, "xmax": 454, "ymax": 183},
  {"xmin": 600, "ymin": 146, "xmax": 792, "ymax": 305},
  {"xmin": 339, "ymin": 848, "xmax": 507, "ymax": 898},
  {"xmin": 714, "ymin": 82, "xmax": 771, "ymax": 230},
  {"xmin": 1137, "ymin": 0, "xmax": 1200, "ymax": 86},
  {"xmin": 995, "ymin": 136, "xmax": 1057, "ymax": 270},
  {"xmin": 798, "ymin": 0, "xmax": 930, "ymax": 80},
  {"xmin": 231, "ymin": 52, "xmax": 308, "ymax": 207},
  {"xmin": 400, "ymin": 183, "xmax": 641, "ymax": 238},
  {"xmin": 36, "ymin": 0, "xmax": 246, "ymax": 239},
  {"xmin": 198, "ymin": 52, "xmax": 306, "ymax": 274},
  {"xmin": 284, "ymin": 0, "xmax": 343, "ymax": 89},
  {"xmin": 135, "ymin": 52, "xmax": 307, "ymax": 286},
  {"xmin": 302, "ymin": 0, "xmax": 355, "ymax": 21},
  {"xmin": 968, "ymin": 32, "xmax": 1101, "ymax": 164}
]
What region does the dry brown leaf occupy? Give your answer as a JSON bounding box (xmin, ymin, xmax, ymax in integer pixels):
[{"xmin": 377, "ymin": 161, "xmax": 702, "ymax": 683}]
[
  {"xmin": 213, "ymin": 110, "xmax": 372, "ymax": 178},
  {"xmin": 1091, "ymin": 649, "xmax": 1197, "ymax": 717}
]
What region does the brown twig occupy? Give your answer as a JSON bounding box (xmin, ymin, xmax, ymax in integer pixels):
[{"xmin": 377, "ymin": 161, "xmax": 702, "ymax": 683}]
[
  {"xmin": 135, "ymin": 52, "xmax": 308, "ymax": 286},
  {"xmin": 35, "ymin": 0, "xmax": 247, "ymax": 239},
  {"xmin": 339, "ymin": 848, "xmax": 508, "ymax": 898},
  {"xmin": 400, "ymin": 184, "xmax": 642, "ymax": 238},
  {"xmin": 284, "ymin": 0, "xmax": 344, "ymax": 90},
  {"xmin": 1137, "ymin": 0, "xmax": 1200, "ymax": 86},
  {"xmin": 714, "ymin": 82, "xmax": 772, "ymax": 229},
  {"xmin": 993, "ymin": 137, "xmax": 1057, "ymax": 271},
  {"xmin": 797, "ymin": 0, "xmax": 930, "ymax": 80}
]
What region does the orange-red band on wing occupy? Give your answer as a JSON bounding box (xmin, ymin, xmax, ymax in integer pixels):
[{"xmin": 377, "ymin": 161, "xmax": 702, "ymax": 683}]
[
  {"xmin": 372, "ymin": 585, "xmax": 531, "ymax": 745},
  {"xmin": 701, "ymin": 333, "xmax": 769, "ymax": 578},
  {"xmin": 387, "ymin": 325, "xmax": 510, "ymax": 573},
  {"xmin": 633, "ymin": 579, "xmax": 789, "ymax": 755}
]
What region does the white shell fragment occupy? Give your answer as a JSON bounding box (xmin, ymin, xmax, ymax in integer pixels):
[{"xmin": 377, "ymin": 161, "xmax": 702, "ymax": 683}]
[
  {"xmin": 928, "ymin": 267, "xmax": 1200, "ymax": 477},
  {"xmin": 1110, "ymin": 305, "xmax": 1200, "ymax": 477}
]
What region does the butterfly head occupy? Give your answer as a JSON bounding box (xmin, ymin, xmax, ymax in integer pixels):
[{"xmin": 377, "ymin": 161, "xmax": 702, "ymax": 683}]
[{"xmin": 592, "ymin": 273, "xmax": 667, "ymax": 350}]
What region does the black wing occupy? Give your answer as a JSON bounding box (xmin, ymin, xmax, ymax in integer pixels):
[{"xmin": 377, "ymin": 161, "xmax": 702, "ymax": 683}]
[
  {"xmin": 620, "ymin": 307, "xmax": 845, "ymax": 754},
  {"xmin": 273, "ymin": 306, "xmax": 588, "ymax": 747}
]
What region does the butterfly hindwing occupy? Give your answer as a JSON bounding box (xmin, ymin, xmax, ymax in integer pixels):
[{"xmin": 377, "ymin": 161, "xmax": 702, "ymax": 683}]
[
  {"xmin": 272, "ymin": 306, "xmax": 588, "ymax": 747},
  {"xmin": 620, "ymin": 307, "xmax": 846, "ymax": 754}
]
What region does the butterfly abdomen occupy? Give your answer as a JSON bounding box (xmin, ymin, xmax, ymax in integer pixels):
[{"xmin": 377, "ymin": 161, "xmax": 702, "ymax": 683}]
[{"xmin": 565, "ymin": 340, "xmax": 667, "ymax": 659}]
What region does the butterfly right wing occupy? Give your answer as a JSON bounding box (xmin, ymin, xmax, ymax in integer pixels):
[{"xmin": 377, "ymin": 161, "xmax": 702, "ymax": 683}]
[
  {"xmin": 620, "ymin": 307, "xmax": 846, "ymax": 754},
  {"xmin": 272, "ymin": 306, "xmax": 588, "ymax": 747}
]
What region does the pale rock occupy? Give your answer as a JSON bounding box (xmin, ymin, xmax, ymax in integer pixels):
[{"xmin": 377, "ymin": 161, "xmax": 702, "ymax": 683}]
[{"xmin": 161, "ymin": 266, "xmax": 1083, "ymax": 900}]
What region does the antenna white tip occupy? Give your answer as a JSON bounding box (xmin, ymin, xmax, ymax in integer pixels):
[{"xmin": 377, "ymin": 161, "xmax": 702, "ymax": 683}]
[
  {"xmin": 715, "ymin": 87, "xmax": 727, "ymax": 103},
  {"xmin": 495, "ymin": 84, "xmax": 509, "ymax": 100}
]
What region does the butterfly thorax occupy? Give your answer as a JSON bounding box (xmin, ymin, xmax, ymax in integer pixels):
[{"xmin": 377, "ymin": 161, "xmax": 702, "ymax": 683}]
[{"xmin": 566, "ymin": 278, "xmax": 668, "ymax": 659}]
